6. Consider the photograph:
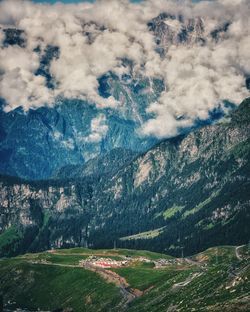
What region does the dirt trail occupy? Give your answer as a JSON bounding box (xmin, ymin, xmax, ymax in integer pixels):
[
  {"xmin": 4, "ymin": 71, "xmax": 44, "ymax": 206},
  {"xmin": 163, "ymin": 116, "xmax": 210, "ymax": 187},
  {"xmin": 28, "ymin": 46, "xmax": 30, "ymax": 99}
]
[
  {"xmin": 235, "ymin": 245, "xmax": 245, "ymax": 261},
  {"xmin": 172, "ymin": 272, "xmax": 203, "ymax": 289},
  {"xmin": 29, "ymin": 260, "xmax": 142, "ymax": 308},
  {"xmin": 29, "ymin": 261, "xmax": 78, "ymax": 268},
  {"xmin": 84, "ymin": 263, "xmax": 143, "ymax": 307},
  {"xmin": 48, "ymin": 250, "xmax": 123, "ymax": 257}
]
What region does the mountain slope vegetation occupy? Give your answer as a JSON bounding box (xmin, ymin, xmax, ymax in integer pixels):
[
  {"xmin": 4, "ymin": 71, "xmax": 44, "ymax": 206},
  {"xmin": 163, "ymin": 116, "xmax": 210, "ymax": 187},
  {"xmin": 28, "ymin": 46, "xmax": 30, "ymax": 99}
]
[
  {"xmin": 0, "ymin": 246, "xmax": 249, "ymax": 312},
  {"xmin": 0, "ymin": 98, "xmax": 249, "ymax": 257}
]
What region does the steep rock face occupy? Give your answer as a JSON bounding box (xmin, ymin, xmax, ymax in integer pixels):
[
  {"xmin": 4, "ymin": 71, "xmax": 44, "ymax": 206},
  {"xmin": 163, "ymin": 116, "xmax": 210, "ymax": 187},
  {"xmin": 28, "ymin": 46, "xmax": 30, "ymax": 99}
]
[
  {"xmin": 148, "ymin": 13, "xmax": 205, "ymax": 55},
  {"xmin": 0, "ymin": 176, "xmax": 93, "ymax": 256},
  {"xmin": 0, "ymin": 99, "xmax": 250, "ymax": 257}
]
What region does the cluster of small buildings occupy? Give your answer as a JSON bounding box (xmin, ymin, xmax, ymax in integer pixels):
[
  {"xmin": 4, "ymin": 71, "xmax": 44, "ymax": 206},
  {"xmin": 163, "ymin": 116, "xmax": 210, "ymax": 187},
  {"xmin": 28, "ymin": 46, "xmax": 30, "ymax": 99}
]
[
  {"xmin": 79, "ymin": 256, "xmax": 129, "ymax": 268},
  {"xmin": 134, "ymin": 256, "xmax": 152, "ymax": 263},
  {"xmin": 29, "ymin": 259, "xmax": 51, "ymax": 265},
  {"xmin": 153, "ymin": 257, "xmax": 203, "ymax": 268},
  {"xmin": 153, "ymin": 258, "xmax": 178, "ymax": 268},
  {"xmin": 78, "ymin": 254, "xmax": 190, "ymax": 270}
]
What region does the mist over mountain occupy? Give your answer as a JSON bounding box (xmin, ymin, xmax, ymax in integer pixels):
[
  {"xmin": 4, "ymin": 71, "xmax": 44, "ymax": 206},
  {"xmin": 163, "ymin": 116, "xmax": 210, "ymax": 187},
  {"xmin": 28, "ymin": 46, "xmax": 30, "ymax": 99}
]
[
  {"xmin": 0, "ymin": 0, "xmax": 249, "ymax": 179},
  {"xmin": 0, "ymin": 0, "xmax": 249, "ymax": 247},
  {"xmin": 0, "ymin": 1, "xmax": 250, "ymax": 311}
]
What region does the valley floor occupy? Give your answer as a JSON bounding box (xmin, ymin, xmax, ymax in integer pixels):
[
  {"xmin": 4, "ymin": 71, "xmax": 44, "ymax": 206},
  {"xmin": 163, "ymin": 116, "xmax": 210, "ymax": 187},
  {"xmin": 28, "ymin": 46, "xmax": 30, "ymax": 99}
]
[{"xmin": 0, "ymin": 246, "xmax": 249, "ymax": 312}]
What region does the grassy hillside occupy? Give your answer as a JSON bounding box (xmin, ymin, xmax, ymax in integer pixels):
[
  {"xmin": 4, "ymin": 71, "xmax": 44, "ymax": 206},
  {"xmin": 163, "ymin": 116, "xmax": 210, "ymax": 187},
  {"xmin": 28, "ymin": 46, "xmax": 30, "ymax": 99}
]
[
  {"xmin": 0, "ymin": 246, "xmax": 249, "ymax": 312},
  {"xmin": 52, "ymin": 247, "xmax": 172, "ymax": 260},
  {"xmin": 127, "ymin": 246, "xmax": 250, "ymax": 312},
  {"xmin": 0, "ymin": 257, "xmax": 121, "ymax": 312}
]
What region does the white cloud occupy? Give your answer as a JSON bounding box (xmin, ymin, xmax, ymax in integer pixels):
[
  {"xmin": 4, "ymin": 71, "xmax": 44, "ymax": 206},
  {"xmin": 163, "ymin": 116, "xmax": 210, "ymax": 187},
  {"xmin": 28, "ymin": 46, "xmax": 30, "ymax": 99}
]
[
  {"xmin": 0, "ymin": 68, "xmax": 53, "ymax": 112},
  {"xmin": 141, "ymin": 40, "xmax": 248, "ymax": 137},
  {"xmin": 0, "ymin": 29, "xmax": 4, "ymax": 45},
  {"xmin": 84, "ymin": 114, "xmax": 108, "ymax": 143},
  {"xmin": 0, "ymin": 0, "xmax": 249, "ymax": 137}
]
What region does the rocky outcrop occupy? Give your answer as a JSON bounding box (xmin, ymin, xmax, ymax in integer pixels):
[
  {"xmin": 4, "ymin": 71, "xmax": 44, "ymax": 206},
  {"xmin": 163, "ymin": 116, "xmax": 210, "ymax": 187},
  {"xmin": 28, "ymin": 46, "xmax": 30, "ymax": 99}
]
[{"xmin": 148, "ymin": 13, "xmax": 205, "ymax": 55}]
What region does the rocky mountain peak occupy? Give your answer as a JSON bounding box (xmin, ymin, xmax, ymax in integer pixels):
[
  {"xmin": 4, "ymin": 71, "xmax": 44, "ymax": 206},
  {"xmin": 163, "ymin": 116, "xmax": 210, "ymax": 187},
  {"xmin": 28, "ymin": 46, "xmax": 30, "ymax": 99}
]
[{"xmin": 148, "ymin": 13, "xmax": 205, "ymax": 54}]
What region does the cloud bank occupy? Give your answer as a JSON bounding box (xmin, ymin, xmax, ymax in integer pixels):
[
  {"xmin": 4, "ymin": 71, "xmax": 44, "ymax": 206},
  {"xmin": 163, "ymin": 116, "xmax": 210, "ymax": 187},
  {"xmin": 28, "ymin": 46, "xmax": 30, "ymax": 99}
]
[
  {"xmin": 84, "ymin": 114, "xmax": 108, "ymax": 143},
  {"xmin": 0, "ymin": 0, "xmax": 249, "ymax": 138}
]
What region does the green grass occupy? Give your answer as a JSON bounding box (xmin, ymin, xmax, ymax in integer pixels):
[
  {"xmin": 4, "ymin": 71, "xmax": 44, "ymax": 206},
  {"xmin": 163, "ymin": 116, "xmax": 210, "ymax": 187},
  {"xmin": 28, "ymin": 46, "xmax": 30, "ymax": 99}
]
[
  {"xmin": 42, "ymin": 210, "xmax": 51, "ymax": 227},
  {"xmin": 202, "ymin": 222, "xmax": 215, "ymax": 230},
  {"xmin": 35, "ymin": 252, "xmax": 88, "ymax": 265},
  {"xmin": 0, "ymin": 226, "xmax": 23, "ymax": 256},
  {"xmin": 183, "ymin": 197, "xmax": 212, "ymax": 218},
  {"xmin": 163, "ymin": 205, "xmax": 185, "ymax": 219},
  {"xmin": 0, "ymin": 258, "xmax": 121, "ymax": 312},
  {"xmin": 193, "ymin": 246, "xmax": 238, "ymax": 265},
  {"xmin": 240, "ymin": 244, "xmax": 250, "ymax": 257},
  {"xmin": 50, "ymin": 247, "xmax": 94, "ymax": 254},
  {"xmin": 113, "ymin": 266, "xmax": 188, "ymax": 291},
  {"xmin": 1, "ymin": 246, "xmax": 249, "ymax": 312},
  {"xmin": 119, "ymin": 227, "xmax": 166, "ymax": 241},
  {"xmin": 127, "ymin": 246, "xmax": 250, "ymax": 312},
  {"xmin": 108, "ymin": 248, "xmax": 172, "ymax": 260},
  {"xmin": 52, "ymin": 247, "xmax": 172, "ymax": 260},
  {"xmin": 183, "ymin": 191, "xmax": 220, "ymax": 218},
  {"xmin": 0, "ymin": 227, "xmax": 19, "ymax": 248}
]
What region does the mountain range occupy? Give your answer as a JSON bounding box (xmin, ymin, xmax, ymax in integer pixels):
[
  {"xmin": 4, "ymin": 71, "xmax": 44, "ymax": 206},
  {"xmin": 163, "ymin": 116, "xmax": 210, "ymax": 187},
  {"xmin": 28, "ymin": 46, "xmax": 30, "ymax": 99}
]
[
  {"xmin": 1, "ymin": 11, "xmax": 246, "ymax": 180},
  {"xmin": 0, "ymin": 8, "xmax": 250, "ymax": 259},
  {"xmin": 0, "ymin": 3, "xmax": 250, "ymax": 312},
  {"xmin": 1, "ymin": 98, "xmax": 249, "ymax": 258}
]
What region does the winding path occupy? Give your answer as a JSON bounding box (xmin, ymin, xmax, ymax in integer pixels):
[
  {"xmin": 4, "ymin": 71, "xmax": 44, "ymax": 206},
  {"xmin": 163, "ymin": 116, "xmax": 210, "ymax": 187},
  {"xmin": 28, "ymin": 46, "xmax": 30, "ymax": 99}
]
[
  {"xmin": 172, "ymin": 272, "xmax": 203, "ymax": 289},
  {"xmin": 84, "ymin": 263, "xmax": 143, "ymax": 307},
  {"xmin": 235, "ymin": 245, "xmax": 244, "ymax": 261},
  {"xmin": 29, "ymin": 260, "xmax": 142, "ymax": 307}
]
